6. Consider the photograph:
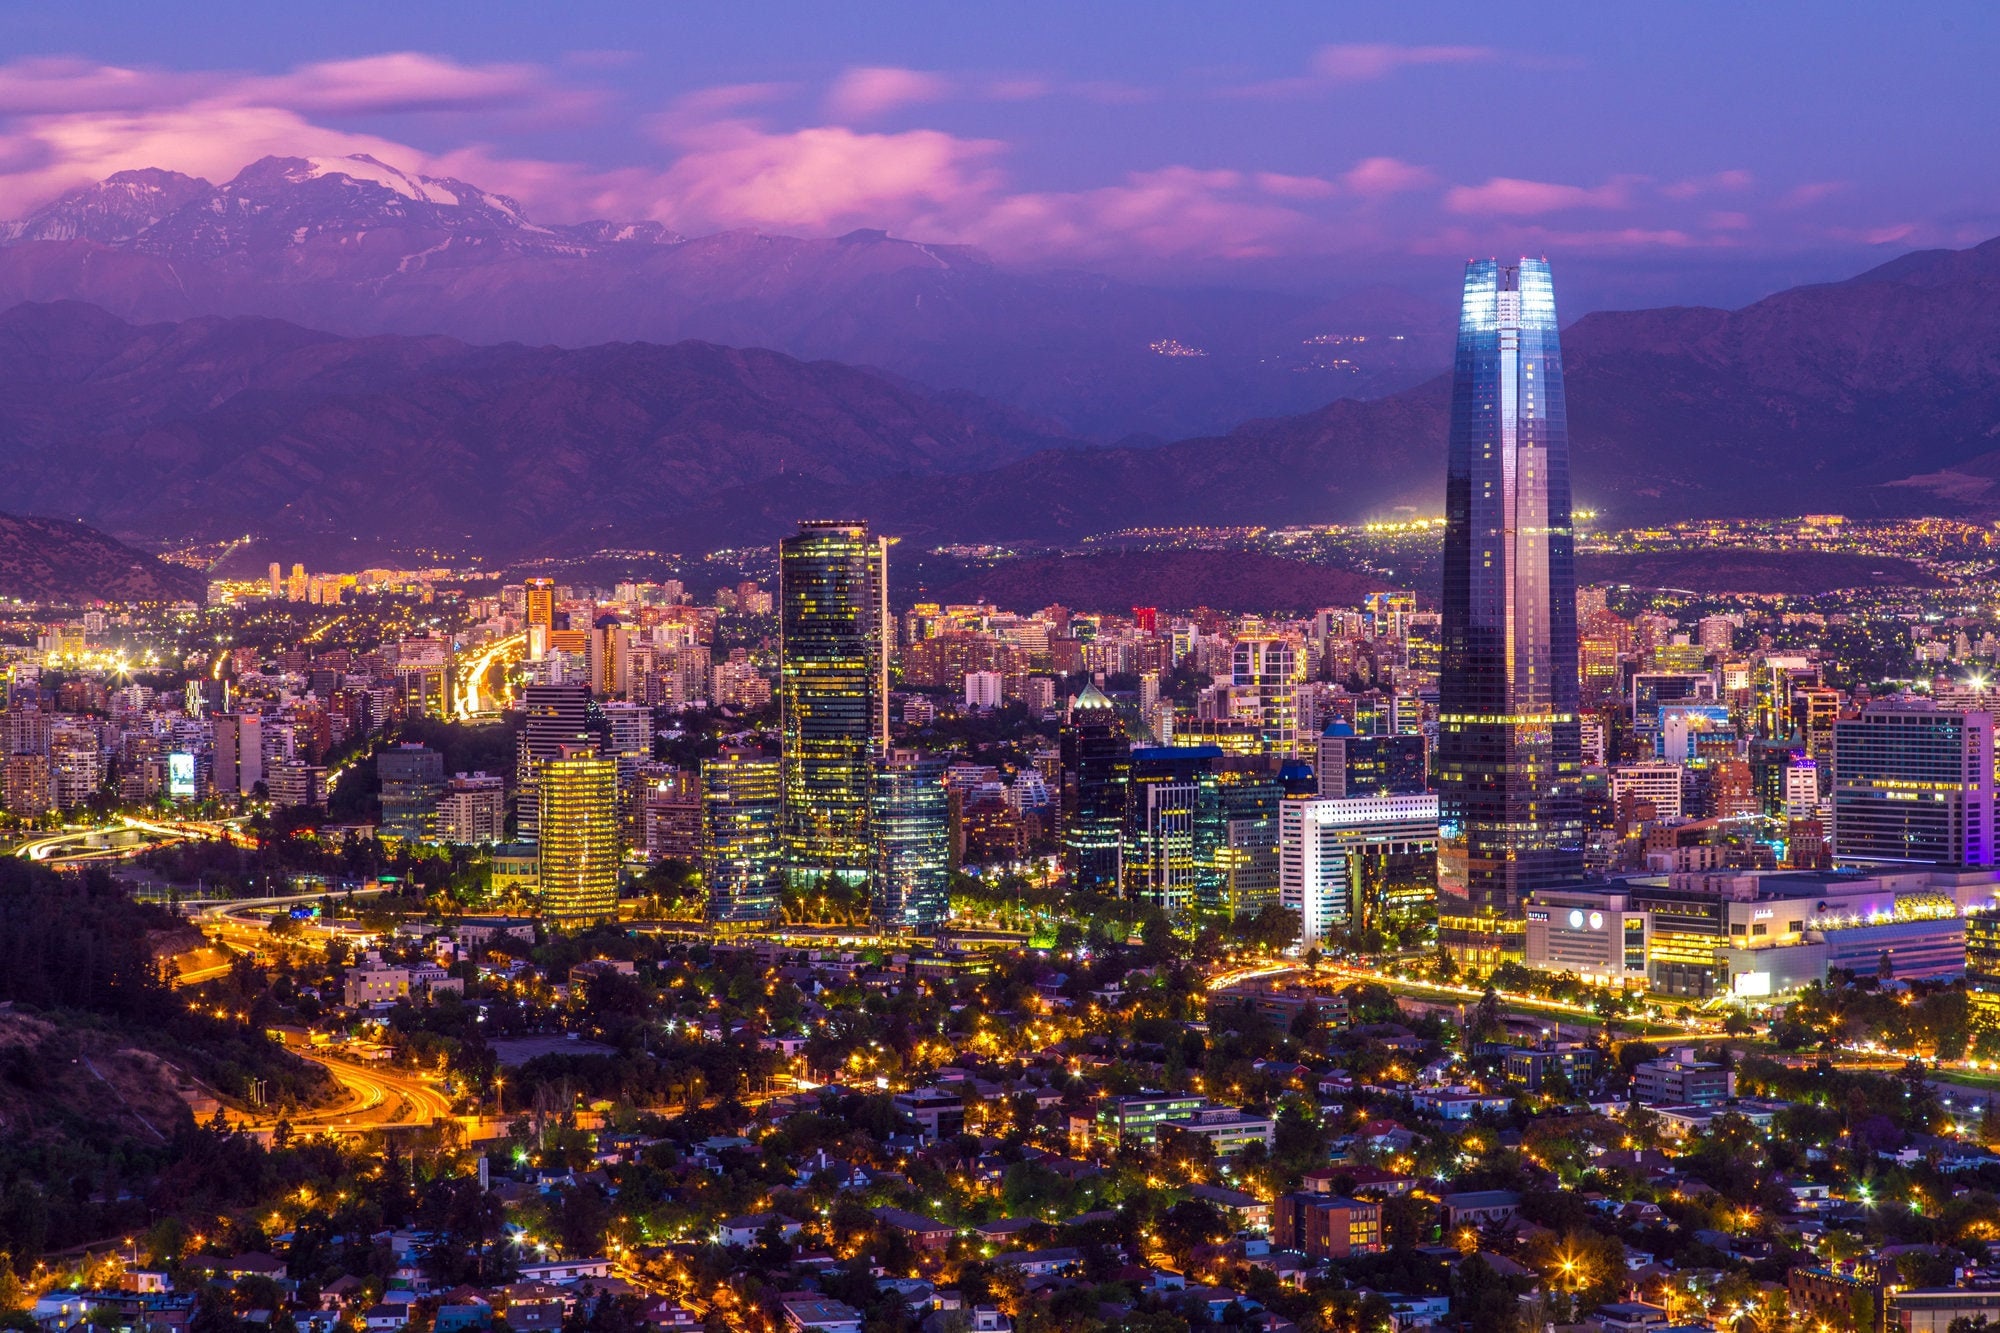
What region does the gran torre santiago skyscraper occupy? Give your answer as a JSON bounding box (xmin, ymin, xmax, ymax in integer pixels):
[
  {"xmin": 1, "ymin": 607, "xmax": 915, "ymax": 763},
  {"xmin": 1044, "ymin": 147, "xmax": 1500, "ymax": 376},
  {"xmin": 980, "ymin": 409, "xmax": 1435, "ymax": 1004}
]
[{"xmin": 1436, "ymin": 259, "xmax": 1585, "ymax": 938}]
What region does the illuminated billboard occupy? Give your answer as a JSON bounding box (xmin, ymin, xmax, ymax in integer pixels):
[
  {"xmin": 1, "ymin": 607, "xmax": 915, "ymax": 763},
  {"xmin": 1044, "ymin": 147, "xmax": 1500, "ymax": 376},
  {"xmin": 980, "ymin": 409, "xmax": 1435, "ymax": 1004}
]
[{"xmin": 168, "ymin": 752, "xmax": 196, "ymax": 799}]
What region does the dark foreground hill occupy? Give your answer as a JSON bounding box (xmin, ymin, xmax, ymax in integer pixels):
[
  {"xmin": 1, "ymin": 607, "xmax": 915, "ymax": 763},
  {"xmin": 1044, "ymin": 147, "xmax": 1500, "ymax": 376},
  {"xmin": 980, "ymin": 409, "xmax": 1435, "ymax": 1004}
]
[{"xmin": 0, "ymin": 511, "xmax": 205, "ymax": 603}]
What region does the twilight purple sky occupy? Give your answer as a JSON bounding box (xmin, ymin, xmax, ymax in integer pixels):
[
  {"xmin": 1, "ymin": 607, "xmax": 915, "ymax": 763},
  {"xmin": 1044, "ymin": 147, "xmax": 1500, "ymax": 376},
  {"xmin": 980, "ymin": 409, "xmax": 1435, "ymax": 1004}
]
[{"xmin": 0, "ymin": 1, "xmax": 1993, "ymax": 311}]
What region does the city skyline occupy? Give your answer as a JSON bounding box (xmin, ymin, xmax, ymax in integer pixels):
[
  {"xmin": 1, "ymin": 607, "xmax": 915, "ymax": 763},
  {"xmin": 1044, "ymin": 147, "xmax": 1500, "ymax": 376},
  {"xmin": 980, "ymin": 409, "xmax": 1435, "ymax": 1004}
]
[{"xmin": 5, "ymin": 11, "xmax": 2000, "ymax": 1333}]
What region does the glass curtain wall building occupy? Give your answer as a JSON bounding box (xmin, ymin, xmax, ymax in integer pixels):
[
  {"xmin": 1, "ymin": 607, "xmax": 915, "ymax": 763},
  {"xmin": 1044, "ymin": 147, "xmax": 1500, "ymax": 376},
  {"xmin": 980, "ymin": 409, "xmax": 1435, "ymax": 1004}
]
[
  {"xmin": 778, "ymin": 520, "xmax": 890, "ymax": 879},
  {"xmin": 702, "ymin": 748, "xmax": 784, "ymax": 924},
  {"xmin": 870, "ymin": 752, "xmax": 951, "ymax": 932},
  {"xmin": 1062, "ymin": 684, "xmax": 1131, "ymax": 893},
  {"xmin": 1436, "ymin": 258, "xmax": 1585, "ymax": 917}
]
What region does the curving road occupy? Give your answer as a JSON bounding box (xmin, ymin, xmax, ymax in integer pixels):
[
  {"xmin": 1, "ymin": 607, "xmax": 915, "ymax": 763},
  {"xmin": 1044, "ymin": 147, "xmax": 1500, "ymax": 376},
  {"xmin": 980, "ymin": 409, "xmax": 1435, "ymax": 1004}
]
[
  {"xmin": 277, "ymin": 1050, "xmax": 457, "ymax": 1131},
  {"xmin": 454, "ymin": 631, "xmax": 526, "ymax": 719}
]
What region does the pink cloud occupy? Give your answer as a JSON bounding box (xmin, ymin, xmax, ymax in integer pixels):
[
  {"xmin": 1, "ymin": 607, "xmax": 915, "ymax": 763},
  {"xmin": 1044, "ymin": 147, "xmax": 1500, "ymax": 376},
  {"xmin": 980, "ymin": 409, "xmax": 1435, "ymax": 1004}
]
[
  {"xmin": 975, "ymin": 166, "xmax": 1315, "ymax": 261},
  {"xmin": 1865, "ymin": 222, "xmax": 1918, "ymax": 244},
  {"xmin": 1445, "ymin": 176, "xmax": 1633, "ymax": 215},
  {"xmin": 0, "ymin": 103, "xmax": 434, "ymax": 213},
  {"xmin": 1341, "ymin": 156, "xmax": 1435, "ymax": 198},
  {"xmin": 1662, "ymin": 167, "xmax": 1753, "ymax": 200},
  {"xmin": 0, "ymin": 57, "xmax": 206, "ymax": 114},
  {"xmin": 1780, "ymin": 180, "xmax": 1848, "ymax": 208},
  {"xmin": 1311, "ymin": 43, "xmax": 1496, "ymax": 81},
  {"xmin": 239, "ymin": 53, "xmax": 567, "ymax": 115},
  {"xmin": 824, "ymin": 67, "xmax": 951, "ymax": 120},
  {"xmin": 646, "ymin": 117, "xmax": 1006, "ymax": 234},
  {"xmin": 1255, "ymin": 171, "xmax": 1336, "ymax": 199},
  {"xmin": 1228, "ymin": 43, "xmax": 1507, "ymax": 97}
]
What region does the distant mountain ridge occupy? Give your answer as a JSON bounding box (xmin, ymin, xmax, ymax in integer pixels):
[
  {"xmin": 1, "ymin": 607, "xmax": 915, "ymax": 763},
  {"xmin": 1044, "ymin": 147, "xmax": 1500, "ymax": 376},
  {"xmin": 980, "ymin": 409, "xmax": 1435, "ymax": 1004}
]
[
  {"xmin": 0, "ymin": 155, "xmax": 1449, "ymax": 440},
  {"xmin": 0, "ymin": 300, "xmax": 1072, "ymax": 557},
  {"xmin": 3, "ymin": 231, "xmax": 1999, "ymax": 565},
  {"xmin": 681, "ymin": 233, "xmax": 2000, "ymax": 545}
]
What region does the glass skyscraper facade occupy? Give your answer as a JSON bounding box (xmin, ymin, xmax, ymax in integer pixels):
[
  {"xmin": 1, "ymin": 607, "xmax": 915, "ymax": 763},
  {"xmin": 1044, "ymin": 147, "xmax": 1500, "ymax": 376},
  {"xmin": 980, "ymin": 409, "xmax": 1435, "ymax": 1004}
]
[
  {"xmin": 778, "ymin": 520, "xmax": 890, "ymax": 878},
  {"xmin": 1062, "ymin": 684, "xmax": 1131, "ymax": 894},
  {"xmin": 870, "ymin": 752, "xmax": 951, "ymax": 932},
  {"xmin": 1437, "ymin": 258, "xmax": 1584, "ymax": 915},
  {"xmin": 701, "ymin": 748, "xmax": 784, "ymax": 924}
]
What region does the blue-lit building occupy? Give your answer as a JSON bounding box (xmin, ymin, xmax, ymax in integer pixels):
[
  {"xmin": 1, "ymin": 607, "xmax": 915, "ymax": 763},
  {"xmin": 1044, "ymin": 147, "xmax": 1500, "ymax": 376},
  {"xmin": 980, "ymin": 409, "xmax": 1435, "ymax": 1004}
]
[
  {"xmin": 870, "ymin": 752, "xmax": 950, "ymax": 933},
  {"xmin": 1123, "ymin": 745, "xmax": 1223, "ymax": 914},
  {"xmin": 1315, "ymin": 722, "xmax": 1428, "ymax": 798},
  {"xmin": 1436, "ymin": 258, "xmax": 1585, "ymax": 916}
]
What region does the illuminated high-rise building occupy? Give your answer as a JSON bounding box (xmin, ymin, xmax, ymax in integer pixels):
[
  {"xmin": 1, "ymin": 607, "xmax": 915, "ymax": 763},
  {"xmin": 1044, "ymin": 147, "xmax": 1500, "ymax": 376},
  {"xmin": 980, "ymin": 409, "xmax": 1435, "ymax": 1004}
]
[
  {"xmin": 1231, "ymin": 637, "xmax": 1298, "ymax": 752},
  {"xmin": 1436, "ymin": 258, "xmax": 1584, "ymax": 916},
  {"xmin": 523, "ymin": 578, "xmax": 556, "ymax": 660},
  {"xmin": 537, "ymin": 744, "xmax": 620, "ymax": 925},
  {"xmin": 1062, "ymin": 684, "xmax": 1130, "ymax": 893},
  {"xmin": 1123, "ymin": 745, "xmax": 1221, "ymax": 913},
  {"xmin": 1211, "ymin": 769, "xmax": 1283, "ymax": 918},
  {"xmin": 1832, "ymin": 697, "xmax": 1993, "ymax": 867},
  {"xmin": 524, "ymin": 578, "xmax": 556, "ymax": 633},
  {"xmin": 1316, "ymin": 722, "xmax": 1428, "ymax": 799},
  {"xmin": 1281, "ymin": 793, "xmax": 1441, "ymax": 950},
  {"xmin": 870, "ymin": 752, "xmax": 950, "ymax": 932},
  {"xmin": 778, "ymin": 520, "xmax": 889, "ymax": 878},
  {"xmin": 702, "ymin": 748, "xmax": 783, "ymax": 924},
  {"xmin": 378, "ymin": 743, "xmax": 444, "ymax": 841},
  {"xmin": 515, "ymin": 683, "xmax": 591, "ymax": 842}
]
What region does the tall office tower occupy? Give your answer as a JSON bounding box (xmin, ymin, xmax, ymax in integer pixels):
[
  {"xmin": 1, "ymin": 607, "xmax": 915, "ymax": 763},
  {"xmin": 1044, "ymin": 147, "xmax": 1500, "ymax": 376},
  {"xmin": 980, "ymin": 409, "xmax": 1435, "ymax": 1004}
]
[
  {"xmin": 211, "ymin": 713, "xmax": 263, "ymax": 797},
  {"xmin": 588, "ymin": 615, "xmax": 629, "ymax": 697},
  {"xmin": 268, "ymin": 562, "xmax": 283, "ymax": 598},
  {"xmin": 1281, "ymin": 792, "xmax": 1441, "ymax": 949},
  {"xmin": 1062, "ymin": 684, "xmax": 1131, "ymax": 893},
  {"xmin": 515, "ymin": 683, "xmax": 592, "ymax": 842},
  {"xmin": 599, "ymin": 700, "xmax": 654, "ymax": 788},
  {"xmin": 870, "ymin": 752, "xmax": 950, "ymax": 933},
  {"xmin": 778, "ymin": 520, "xmax": 890, "ymax": 878},
  {"xmin": 702, "ymin": 748, "xmax": 784, "ymax": 924},
  {"xmin": 538, "ymin": 744, "xmax": 621, "ymax": 925},
  {"xmin": 524, "ymin": 578, "xmax": 556, "ymax": 634},
  {"xmin": 1123, "ymin": 745, "xmax": 1222, "ymax": 913},
  {"xmin": 1231, "ymin": 637, "xmax": 1299, "ymax": 752},
  {"xmin": 1316, "ymin": 722, "xmax": 1428, "ymax": 798},
  {"xmin": 1832, "ymin": 697, "xmax": 1993, "ymax": 867},
  {"xmin": 1436, "ymin": 257, "xmax": 1584, "ymax": 914},
  {"xmin": 287, "ymin": 563, "xmax": 308, "ymax": 602},
  {"xmin": 378, "ymin": 743, "xmax": 446, "ymax": 841},
  {"xmin": 1212, "ymin": 769, "xmax": 1284, "ymax": 918}
]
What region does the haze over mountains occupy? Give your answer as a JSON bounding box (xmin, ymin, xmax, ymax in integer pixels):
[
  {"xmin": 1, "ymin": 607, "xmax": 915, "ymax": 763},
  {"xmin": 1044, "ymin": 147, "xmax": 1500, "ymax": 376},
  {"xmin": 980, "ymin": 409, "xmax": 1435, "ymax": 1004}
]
[
  {"xmin": 764, "ymin": 234, "xmax": 2000, "ymax": 546},
  {"xmin": 2, "ymin": 156, "xmax": 2000, "ymax": 562},
  {"xmin": 0, "ymin": 155, "xmax": 1446, "ymax": 442},
  {"xmin": 0, "ymin": 300, "xmax": 1067, "ymax": 556}
]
